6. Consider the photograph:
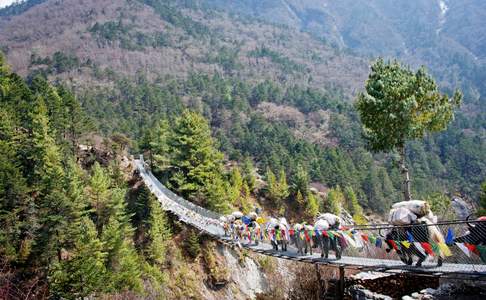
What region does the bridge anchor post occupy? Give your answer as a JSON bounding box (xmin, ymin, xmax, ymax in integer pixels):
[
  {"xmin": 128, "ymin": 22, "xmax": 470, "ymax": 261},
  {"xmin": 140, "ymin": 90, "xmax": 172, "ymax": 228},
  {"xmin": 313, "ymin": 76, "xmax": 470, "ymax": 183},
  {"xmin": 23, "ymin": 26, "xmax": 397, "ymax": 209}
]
[{"xmin": 338, "ymin": 265, "xmax": 345, "ymax": 300}]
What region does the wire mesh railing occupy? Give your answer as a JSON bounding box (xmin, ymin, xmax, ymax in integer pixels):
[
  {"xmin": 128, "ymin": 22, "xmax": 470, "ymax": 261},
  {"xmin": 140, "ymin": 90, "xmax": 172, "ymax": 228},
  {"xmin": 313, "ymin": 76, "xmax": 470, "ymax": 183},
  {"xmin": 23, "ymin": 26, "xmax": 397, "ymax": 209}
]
[{"xmin": 135, "ymin": 156, "xmax": 486, "ymax": 274}]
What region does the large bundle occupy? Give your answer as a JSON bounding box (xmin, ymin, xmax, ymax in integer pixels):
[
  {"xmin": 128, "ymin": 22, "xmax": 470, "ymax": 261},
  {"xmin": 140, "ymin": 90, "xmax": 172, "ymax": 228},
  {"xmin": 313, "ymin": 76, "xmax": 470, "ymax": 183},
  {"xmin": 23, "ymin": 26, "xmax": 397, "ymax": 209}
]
[
  {"xmin": 392, "ymin": 200, "xmax": 430, "ymax": 218},
  {"xmin": 232, "ymin": 211, "xmax": 244, "ymax": 219},
  {"xmin": 314, "ymin": 219, "xmax": 330, "ymax": 231},
  {"xmin": 279, "ymin": 217, "xmax": 289, "ymax": 227},
  {"xmin": 248, "ymin": 212, "xmax": 258, "ymax": 220},
  {"xmin": 388, "ymin": 207, "xmax": 417, "ymax": 225},
  {"xmin": 317, "ymin": 213, "xmax": 341, "ymax": 226},
  {"xmin": 266, "ymin": 217, "xmax": 279, "ymax": 230},
  {"xmin": 219, "ymin": 216, "xmax": 227, "ymax": 222}
]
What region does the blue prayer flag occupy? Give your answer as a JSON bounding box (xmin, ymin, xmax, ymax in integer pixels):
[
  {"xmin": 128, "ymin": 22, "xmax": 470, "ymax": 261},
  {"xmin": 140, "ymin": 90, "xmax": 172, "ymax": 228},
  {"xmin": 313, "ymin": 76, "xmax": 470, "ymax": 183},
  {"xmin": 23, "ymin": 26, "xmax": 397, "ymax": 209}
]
[
  {"xmin": 407, "ymin": 231, "xmax": 414, "ymax": 243},
  {"xmin": 445, "ymin": 228, "xmax": 454, "ymax": 245},
  {"xmin": 242, "ymin": 216, "xmax": 251, "ymax": 225},
  {"xmin": 375, "ymin": 237, "xmax": 382, "ymax": 248}
]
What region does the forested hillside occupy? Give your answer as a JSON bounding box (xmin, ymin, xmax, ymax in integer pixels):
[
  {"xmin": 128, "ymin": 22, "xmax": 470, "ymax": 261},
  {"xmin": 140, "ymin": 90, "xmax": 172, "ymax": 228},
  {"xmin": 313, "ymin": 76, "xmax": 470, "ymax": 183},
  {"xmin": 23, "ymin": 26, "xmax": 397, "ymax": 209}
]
[{"xmin": 0, "ymin": 0, "xmax": 484, "ymax": 217}]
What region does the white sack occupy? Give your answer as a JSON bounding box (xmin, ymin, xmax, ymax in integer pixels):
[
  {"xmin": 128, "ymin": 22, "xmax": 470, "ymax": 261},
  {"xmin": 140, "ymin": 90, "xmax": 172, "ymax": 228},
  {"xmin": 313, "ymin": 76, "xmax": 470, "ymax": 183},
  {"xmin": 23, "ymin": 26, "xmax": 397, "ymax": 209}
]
[
  {"xmin": 232, "ymin": 211, "xmax": 244, "ymax": 218},
  {"xmin": 392, "ymin": 200, "xmax": 430, "ymax": 217},
  {"xmin": 388, "ymin": 207, "xmax": 417, "ymax": 225},
  {"xmin": 317, "ymin": 213, "xmax": 340, "ymax": 226},
  {"xmin": 314, "ymin": 219, "xmax": 330, "ymax": 231}
]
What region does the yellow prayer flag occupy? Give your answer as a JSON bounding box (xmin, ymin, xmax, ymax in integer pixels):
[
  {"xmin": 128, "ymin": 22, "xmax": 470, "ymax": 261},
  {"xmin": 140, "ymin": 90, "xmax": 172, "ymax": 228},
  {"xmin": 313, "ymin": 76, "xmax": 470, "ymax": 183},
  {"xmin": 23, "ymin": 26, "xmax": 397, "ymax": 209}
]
[
  {"xmin": 401, "ymin": 241, "xmax": 411, "ymax": 249},
  {"xmin": 256, "ymin": 217, "xmax": 265, "ymax": 224},
  {"xmin": 438, "ymin": 243, "xmax": 452, "ymax": 257}
]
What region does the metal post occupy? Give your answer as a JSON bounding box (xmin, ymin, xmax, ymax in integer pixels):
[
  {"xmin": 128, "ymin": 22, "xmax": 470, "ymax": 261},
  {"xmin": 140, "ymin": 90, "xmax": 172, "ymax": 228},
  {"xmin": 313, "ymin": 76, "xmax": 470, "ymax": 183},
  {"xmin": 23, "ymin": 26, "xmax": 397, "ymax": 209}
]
[
  {"xmin": 315, "ymin": 263, "xmax": 321, "ymax": 300},
  {"xmin": 338, "ymin": 265, "xmax": 345, "ymax": 300}
]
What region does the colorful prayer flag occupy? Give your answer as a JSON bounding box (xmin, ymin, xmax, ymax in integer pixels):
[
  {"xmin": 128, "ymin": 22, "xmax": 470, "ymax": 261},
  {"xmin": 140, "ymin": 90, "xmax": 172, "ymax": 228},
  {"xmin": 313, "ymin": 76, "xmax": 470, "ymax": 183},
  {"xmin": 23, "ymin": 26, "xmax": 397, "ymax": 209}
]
[
  {"xmin": 456, "ymin": 242, "xmax": 471, "ymax": 257},
  {"xmin": 465, "ymin": 243, "xmax": 479, "ymax": 255},
  {"xmin": 361, "ymin": 234, "xmax": 369, "ymax": 243},
  {"xmin": 388, "ymin": 240, "xmax": 399, "ymax": 251},
  {"xmin": 477, "ymin": 245, "xmax": 486, "ymax": 263},
  {"xmin": 445, "ymin": 228, "xmax": 454, "ymax": 245},
  {"xmin": 322, "ymin": 230, "xmax": 329, "ymax": 237},
  {"xmin": 414, "ymin": 242, "xmax": 426, "ymax": 256},
  {"xmin": 438, "ymin": 243, "xmax": 452, "ymax": 257},
  {"xmin": 407, "ymin": 231, "xmax": 414, "ymax": 243},
  {"xmin": 431, "ymin": 243, "xmax": 441, "ymax": 256},
  {"xmin": 421, "ymin": 242, "xmax": 434, "ymax": 256},
  {"xmin": 375, "ymin": 238, "xmax": 382, "ymax": 248},
  {"xmin": 401, "ymin": 241, "xmax": 411, "ymax": 249}
]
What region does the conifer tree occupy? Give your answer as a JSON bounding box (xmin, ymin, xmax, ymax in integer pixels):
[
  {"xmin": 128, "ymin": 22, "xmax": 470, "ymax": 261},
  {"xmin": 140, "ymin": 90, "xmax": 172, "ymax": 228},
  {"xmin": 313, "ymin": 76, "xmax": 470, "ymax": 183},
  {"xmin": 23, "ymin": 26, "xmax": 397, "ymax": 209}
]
[
  {"xmin": 305, "ymin": 191, "xmax": 319, "ymax": 219},
  {"xmin": 242, "ymin": 155, "xmax": 257, "ymax": 190}
]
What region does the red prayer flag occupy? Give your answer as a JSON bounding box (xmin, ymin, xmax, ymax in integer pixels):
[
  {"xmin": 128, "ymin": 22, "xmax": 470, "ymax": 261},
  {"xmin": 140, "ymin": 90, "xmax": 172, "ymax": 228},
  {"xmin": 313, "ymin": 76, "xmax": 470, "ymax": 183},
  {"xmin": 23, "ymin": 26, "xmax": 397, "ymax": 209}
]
[
  {"xmin": 420, "ymin": 242, "xmax": 434, "ymax": 256},
  {"xmin": 304, "ymin": 230, "xmax": 311, "ymax": 242},
  {"xmin": 322, "ymin": 230, "xmax": 329, "ymax": 237},
  {"xmin": 289, "ymin": 229, "xmax": 295, "ymax": 236},
  {"xmin": 388, "ymin": 240, "xmax": 399, "ymax": 250},
  {"xmin": 465, "ymin": 243, "xmax": 480, "ymax": 255},
  {"xmin": 361, "ymin": 234, "xmax": 369, "ymax": 242}
]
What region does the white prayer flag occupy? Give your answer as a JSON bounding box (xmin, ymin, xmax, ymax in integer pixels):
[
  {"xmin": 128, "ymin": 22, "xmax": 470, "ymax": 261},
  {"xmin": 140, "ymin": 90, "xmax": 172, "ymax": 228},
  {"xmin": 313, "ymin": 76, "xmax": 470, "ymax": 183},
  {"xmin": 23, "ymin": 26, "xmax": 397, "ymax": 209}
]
[{"xmin": 455, "ymin": 242, "xmax": 471, "ymax": 257}]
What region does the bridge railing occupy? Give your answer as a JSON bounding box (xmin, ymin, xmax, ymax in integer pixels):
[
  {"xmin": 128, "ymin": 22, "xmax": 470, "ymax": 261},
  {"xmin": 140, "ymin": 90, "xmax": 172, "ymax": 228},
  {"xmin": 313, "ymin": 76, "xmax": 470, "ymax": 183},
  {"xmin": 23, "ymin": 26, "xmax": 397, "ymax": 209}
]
[
  {"xmin": 137, "ymin": 155, "xmax": 222, "ymax": 220},
  {"xmin": 326, "ymin": 220, "xmax": 486, "ymax": 273}
]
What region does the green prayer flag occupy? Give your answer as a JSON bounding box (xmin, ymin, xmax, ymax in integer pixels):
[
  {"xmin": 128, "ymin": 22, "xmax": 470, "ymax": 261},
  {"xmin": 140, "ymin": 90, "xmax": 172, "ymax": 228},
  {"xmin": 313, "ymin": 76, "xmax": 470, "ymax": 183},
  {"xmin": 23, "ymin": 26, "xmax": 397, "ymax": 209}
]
[
  {"xmin": 477, "ymin": 245, "xmax": 486, "ymax": 263},
  {"xmin": 431, "ymin": 242, "xmax": 440, "ymax": 255}
]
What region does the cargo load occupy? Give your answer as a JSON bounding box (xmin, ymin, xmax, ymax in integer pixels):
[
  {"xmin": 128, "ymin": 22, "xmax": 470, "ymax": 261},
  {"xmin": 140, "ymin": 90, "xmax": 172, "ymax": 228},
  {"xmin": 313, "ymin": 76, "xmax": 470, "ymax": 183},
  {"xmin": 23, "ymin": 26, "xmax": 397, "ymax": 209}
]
[
  {"xmin": 317, "ymin": 213, "xmax": 341, "ymax": 226},
  {"xmin": 392, "ymin": 200, "xmax": 430, "ymax": 218},
  {"xmin": 388, "ymin": 207, "xmax": 418, "ymax": 225}
]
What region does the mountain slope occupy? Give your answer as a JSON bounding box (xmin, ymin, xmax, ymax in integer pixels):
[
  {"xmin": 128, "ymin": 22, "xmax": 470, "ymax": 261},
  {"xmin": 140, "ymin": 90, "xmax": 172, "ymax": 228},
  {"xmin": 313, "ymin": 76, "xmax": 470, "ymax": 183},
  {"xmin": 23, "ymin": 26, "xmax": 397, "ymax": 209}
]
[
  {"xmin": 0, "ymin": 0, "xmax": 484, "ymax": 209},
  {"xmin": 204, "ymin": 0, "xmax": 486, "ymax": 107},
  {"xmin": 0, "ymin": 0, "xmax": 367, "ymax": 96}
]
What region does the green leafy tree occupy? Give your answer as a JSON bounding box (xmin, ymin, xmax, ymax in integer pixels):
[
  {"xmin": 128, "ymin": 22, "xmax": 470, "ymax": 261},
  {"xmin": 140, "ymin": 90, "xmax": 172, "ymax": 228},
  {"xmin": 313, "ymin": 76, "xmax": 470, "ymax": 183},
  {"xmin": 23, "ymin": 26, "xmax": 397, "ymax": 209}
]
[{"xmin": 356, "ymin": 59, "xmax": 461, "ymax": 201}]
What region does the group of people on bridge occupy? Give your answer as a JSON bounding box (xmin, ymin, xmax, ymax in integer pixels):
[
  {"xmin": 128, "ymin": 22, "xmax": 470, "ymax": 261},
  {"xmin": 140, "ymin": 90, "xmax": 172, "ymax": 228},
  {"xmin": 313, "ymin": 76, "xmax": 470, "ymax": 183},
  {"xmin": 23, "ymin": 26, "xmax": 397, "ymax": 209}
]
[
  {"xmin": 219, "ymin": 200, "xmax": 486, "ymax": 267},
  {"xmin": 221, "ymin": 211, "xmax": 345, "ymax": 260}
]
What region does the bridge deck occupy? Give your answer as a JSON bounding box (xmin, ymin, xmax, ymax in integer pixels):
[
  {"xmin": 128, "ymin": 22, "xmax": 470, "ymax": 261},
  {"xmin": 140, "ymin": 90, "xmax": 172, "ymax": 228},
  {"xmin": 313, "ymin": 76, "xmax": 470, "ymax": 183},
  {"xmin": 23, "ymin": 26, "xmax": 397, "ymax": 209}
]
[{"xmin": 135, "ymin": 159, "xmax": 486, "ymax": 276}]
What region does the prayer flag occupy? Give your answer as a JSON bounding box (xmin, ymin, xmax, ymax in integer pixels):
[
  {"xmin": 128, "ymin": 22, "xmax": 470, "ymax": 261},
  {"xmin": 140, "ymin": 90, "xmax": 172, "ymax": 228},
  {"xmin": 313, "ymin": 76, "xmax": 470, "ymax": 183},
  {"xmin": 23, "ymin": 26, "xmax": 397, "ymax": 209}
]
[
  {"xmin": 369, "ymin": 235, "xmax": 376, "ymax": 245},
  {"xmin": 438, "ymin": 243, "xmax": 452, "ymax": 257},
  {"xmin": 477, "ymin": 245, "xmax": 486, "ymax": 263},
  {"xmin": 322, "ymin": 230, "xmax": 329, "ymax": 237},
  {"xmin": 465, "ymin": 243, "xmax": 479, "ymax": 255},
  {"xmin": 375, "ymin": 238, "xmax": 382, "ymax": 248},
  {"xmin": 445, "ymin": 228, "xmax": 454, "ymax": 245},
  {"xmin": 414, "ymin": 242, "xmax": 426, "ymax": 256},
  {"xmin": 407, "ymin": 231, "xmax": 414, "ymax": 243},
  {"xmin": 388, "ymin": 240, "xmax": 399, "ymax": 251},
  {"xmin": 456, "ymin": 242, "xmax": 471, "ymax": 257},
  {"xmin": 431, "ymin": 243, "xmax": 440, "ymax": 256},
  {"xmin": 343, "ymin": 233, "xmax": 356, "ymax": 247},
  {"xmin": 421, "ymin": 242, "xmax": 434, "ymax": 256},
  {"xmin": 361, "ymin": 234, "xmax": 369, "ymax": 243},
  {"xmin": 401, "ymin": 241, "xmax": 411, "ymax": 249}
]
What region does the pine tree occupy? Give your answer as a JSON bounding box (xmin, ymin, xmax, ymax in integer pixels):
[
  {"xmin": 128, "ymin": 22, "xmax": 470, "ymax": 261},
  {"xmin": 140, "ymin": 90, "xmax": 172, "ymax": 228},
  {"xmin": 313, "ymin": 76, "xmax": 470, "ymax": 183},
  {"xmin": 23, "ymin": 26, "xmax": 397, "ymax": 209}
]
[
  {"xmin": 326, "ymin": 187, "xmax": 343, "ymax": 215},
  {"xmin": 88, "ymin": 163, "xmax": 112, "ymax": 234},
  {"xmin": 49, "ymin": 218, "xmax": 107, "ymax": 298},
  {"xmin": 147, "ymin": 196, "xmax": 171, "ymax": 265},
  {"xmin": 305, "ymin": 192, "xmax": 319, "ymax": 219},
  {"xmin": 229, "ymin": 166, "xmax": 243, "ymax": 204},
  {"xmin": 292, "ymin": 164, "xmax": 309, "ymax": 196},
  {"xmin": 242, "ymin": 155, "xmax": 257, "ymax": 190},
  {"xmin": 150, "ymin": 119, "xmax": 170, "ymax": 173}
]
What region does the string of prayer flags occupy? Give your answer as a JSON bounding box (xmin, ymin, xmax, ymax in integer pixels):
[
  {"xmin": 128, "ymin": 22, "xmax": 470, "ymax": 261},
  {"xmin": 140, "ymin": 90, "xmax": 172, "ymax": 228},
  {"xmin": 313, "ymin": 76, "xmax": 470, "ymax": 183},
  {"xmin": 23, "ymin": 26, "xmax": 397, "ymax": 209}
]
[{"xmin": 431, "ymin": 243, "xmax": 441, "ymax": 256}]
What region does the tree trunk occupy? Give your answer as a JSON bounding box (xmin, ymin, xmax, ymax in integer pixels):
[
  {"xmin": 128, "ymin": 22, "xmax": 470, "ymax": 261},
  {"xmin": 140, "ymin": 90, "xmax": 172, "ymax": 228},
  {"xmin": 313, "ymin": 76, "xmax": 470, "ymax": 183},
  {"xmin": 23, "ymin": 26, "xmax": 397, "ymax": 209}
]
[{"xmin": 399, "ymin": 145, "xmax": 412, "ymax": 202}]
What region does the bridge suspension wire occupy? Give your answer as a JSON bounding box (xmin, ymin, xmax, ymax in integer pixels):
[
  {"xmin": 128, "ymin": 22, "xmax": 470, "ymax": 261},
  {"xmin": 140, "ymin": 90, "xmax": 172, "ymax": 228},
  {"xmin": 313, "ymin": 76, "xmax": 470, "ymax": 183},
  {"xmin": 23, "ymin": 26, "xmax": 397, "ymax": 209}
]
[{"xmin": 134, "ymin": 157, "xmax": 486, "ymax": 277}]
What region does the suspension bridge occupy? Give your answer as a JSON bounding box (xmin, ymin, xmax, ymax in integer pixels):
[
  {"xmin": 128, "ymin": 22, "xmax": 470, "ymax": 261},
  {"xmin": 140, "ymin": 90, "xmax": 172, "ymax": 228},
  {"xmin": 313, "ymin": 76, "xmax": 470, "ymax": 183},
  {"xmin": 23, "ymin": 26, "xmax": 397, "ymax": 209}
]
[{"xmin": 134, "ymin": 157, "xmax": 486, "ymax": 278}]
